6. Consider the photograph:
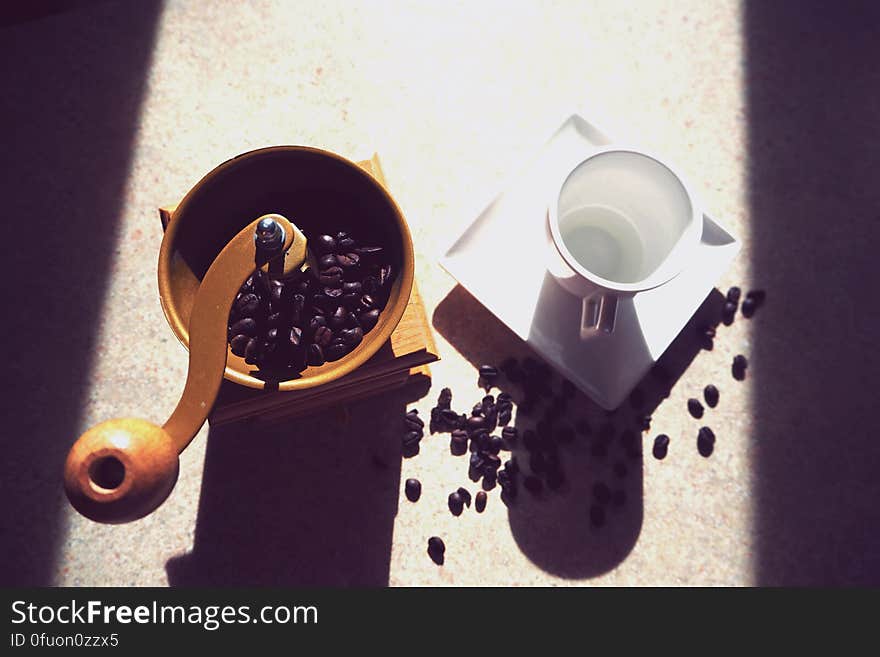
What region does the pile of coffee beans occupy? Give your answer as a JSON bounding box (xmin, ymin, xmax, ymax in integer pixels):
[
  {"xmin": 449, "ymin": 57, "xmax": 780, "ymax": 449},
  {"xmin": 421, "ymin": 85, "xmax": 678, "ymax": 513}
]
[
  {"xmin": 406, "ymin": 282, "xmax": 765, "ymax": 564},
  {"xmin": 227, "ymin": 231, "xmax": 394, "ymax": 375}
]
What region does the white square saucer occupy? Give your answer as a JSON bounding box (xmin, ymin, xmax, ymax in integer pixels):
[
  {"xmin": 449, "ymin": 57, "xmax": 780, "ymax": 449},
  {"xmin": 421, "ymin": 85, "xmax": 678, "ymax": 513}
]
[{"xmin": 440, "ymin": 114, "xmax": 741, "ymax": 409}]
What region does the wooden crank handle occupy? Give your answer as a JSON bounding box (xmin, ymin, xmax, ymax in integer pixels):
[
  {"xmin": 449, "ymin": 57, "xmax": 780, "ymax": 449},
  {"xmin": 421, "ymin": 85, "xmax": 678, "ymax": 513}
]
[{"xmin": 63, "ymin": 214, "xmax": 306, "ymax": 523}]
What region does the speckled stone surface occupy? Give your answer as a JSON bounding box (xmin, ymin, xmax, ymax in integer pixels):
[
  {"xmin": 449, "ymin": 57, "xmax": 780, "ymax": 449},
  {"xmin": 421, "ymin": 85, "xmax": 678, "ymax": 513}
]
[{"xmin": 3, "ymin": 0, "xmax": 878, "ymax": 586}]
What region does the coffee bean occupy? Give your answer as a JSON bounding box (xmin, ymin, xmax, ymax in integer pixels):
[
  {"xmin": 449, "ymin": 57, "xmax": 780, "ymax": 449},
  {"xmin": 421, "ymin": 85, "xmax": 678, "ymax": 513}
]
[
  {"xmin": 700, "ymin": 327, "xmax": 715, "ymax": 351},
  {"xmin": 308, "ymin": 315, "xmax": 327, "ymax": 333},
  {"xmin": 324, "ymin": 342, "xmax": 348, "ymax": 361},
  {"xmin": 524, "ymin": 476, "xmax": 543, "ymax": 494},
  {"xmin": 732, "ymin": 354, "xmax": 748, "ymax": 381},
  {"xmin": 697, "ymin": 426, "xmax": 715, "ymax": 457},
  {"xmin": 440, "ymin": 408, "xmax": 461, "ymax": 425},
  {"xmin": 592, "ymin": 482, "xmax": 611, "ymax": 505},
  {"xmin": 306, "ymin": 343, "xmax": 324, "ymax": 366},
  {"xmin": 501, "ymin": 426, "xmax": 517, "ymax": 445},
  {"xmin": 404, "ymin": 478, "xmax": 421, "ymax": 502},
  {"xmin": 687, "ymin": 398, "xmax": 705, "ymax": 419},
  {"xmin": 489, "ymin": 434, "xmax": 504, "ymax": 454},
  {"xmin": 741, "ymin": 297, "xmax": 757, "ymax": 317},
  {"xmin": 244, "ymin": 337, "xmax": 260, "ymax": 364},
  {"xmin": 234, "ymin": 292, "xmax": 260, "ymax": 316},
  {"xmin": 329, "ymin": 306, "xmax": 348, "ymax": 329},
  {"xmin": 448, "ymin": 492, "xmax": 464, "ymax": 516},
  {"xmin": 324, "ymin": 286, "xmax": 343, "ymax": 299},
  {"xmin": 405, "ymin": 414, "xmax": 425, "ymax": 432},
  {"xmin": 229, "ymin": 317, "xmax": 257, "ymax": 337},
  {"xmin": 266, "ymin": 327, "xmax": 280, "ymax": 342},
  {"xmin": 590, "ymin": 504, "xmax": 606, "ymax": 527},
  {"xmin": 529, "ymin": 451, "xmax": 546, "ymax": 474},
  {"xmin": 338, "ymin": 236, "xmax": 356, "ymax": 251},
  {"xmin": 314, "ymin": 325, "xmax": 333, "ymax": 346},
  {"xmin": 504, "ymin": 456, "xmax": 519, "ymax": 475},
  {"xmin": 230, "ymin": 334, "xmax": 250, "ymax": 357},
  {"xmin": 318, "ymin": 253, "xmax": 338, "ymax": 269},
  {"xmin": 337, "ymin": 253, "xmax": 360, "ymax": 268},
  {"xmin": 358, "ymin": 294, "xmax": 376, "ymax": 310},
  {"xmin": 746, "ymin": 289, "xmax": 766, "ymax": 306},
  {"xmin": 475, "ymin": 490, "xmax": 487, "ymax": 513},
  {"xmin": 358, "ymin": 309, "xmax": 380, "ymax": 332},
  {"xmin": 314, "ymin": 234, "xmax": 337, "ymax": 255},
  {"xmin": 342, "ymin": 281, "xmax": 362, "ymax": 295},
  {"xmin": 355, "ymin": 245, "xmax": 383, "ymax": 257},
  {"xmin": 469, "ymin": 451, "xmax": 484, "ymax": 471},
  {"xmin": 726, "ymin": 286, "xmax": 741, "ymax": 304},
  {"xmin": 318, "ymin": 266, "xmax": 343, "ymax": 286},
  {"xmin": 722, "ymin": 301, "xmax": 737, "ymax": 325},
  {"xmin": 427, "ymin": 537, "xmax": 445, "ymax": 565},
  {"xmin": 269, "ymin": 279, "xmax": 284, "ymax": 307},
  {"xmin": 466, "ymin": 415, "xmax": 486, "ymax": 433},
  {"xmin": 451, "ymin": 432, "xmax": 468, "ymax": 456},
  {"xmin": 653, "ymin": 434, "xmax": 670, "ymax": 460},
  {"xmin": 403, "ymin": 430, "xmax": 422, "ymax": 446},
  {"xmin": 457, "ymin": 487, "xmax": 472, "ymax": 508},
  {"xmin": 704, "ymin": 384, "xmax": 719, "ymax": 408},
  {"xmin": 362, "ymin": 276, "xmax": 380, "ymax": 294},
  {"xmin": 378, "ymin": 264, "xmax": 393, "ymax": 286},
  {"xmin": 479, "ymin": 364, "xmax": 498, "ymax": 379},
  {"xmin": 340, "ymin": 326, "xmax": 363, "ymax": 347},
  {"xmin": 287, "ymin": 326, "xmax": 303, "ymax": 348}
]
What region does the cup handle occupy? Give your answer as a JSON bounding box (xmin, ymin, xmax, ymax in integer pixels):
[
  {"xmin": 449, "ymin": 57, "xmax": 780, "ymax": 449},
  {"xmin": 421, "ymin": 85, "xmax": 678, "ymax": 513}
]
[{"xmin": 581, "ymin": 292, "xmax": 618, "ymax": 337}]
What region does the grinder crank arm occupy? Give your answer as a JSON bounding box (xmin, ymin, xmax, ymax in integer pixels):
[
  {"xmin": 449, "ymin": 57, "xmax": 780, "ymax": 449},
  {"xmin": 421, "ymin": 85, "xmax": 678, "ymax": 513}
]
[{"xmin": 63, "ymin": 214, "xmax": 306, "ymax": 524}]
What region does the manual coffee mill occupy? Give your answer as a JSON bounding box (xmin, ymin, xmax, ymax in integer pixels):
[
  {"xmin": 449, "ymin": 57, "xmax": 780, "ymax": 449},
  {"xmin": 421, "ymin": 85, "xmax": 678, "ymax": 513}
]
[{"xmin": 63, "ymin": 147, "xmax": 417, "ymax": 525}]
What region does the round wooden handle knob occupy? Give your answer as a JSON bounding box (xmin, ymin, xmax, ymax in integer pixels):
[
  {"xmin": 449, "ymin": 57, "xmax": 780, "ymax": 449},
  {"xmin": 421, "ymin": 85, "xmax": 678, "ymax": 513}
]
[{"xmin": 63, "ymin": 418, "xmax": 179, "ymax": 524}]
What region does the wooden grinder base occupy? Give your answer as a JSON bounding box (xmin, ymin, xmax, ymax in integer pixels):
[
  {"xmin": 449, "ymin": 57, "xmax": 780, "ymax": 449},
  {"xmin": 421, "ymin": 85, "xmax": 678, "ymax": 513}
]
[{"xmin": 159, "ymin": 154, "xmax": 439, "ymax": 427}]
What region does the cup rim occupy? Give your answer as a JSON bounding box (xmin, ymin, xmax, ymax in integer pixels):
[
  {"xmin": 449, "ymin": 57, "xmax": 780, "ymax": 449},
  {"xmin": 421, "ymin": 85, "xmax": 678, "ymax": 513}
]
[{"xmin": 548, "ymin": 145, "xmax": 703, "ymax": 294}]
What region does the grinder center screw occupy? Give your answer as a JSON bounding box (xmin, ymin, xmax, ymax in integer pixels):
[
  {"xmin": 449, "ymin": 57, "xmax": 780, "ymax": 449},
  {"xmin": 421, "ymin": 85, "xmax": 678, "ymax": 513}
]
[{"xmin": 255, "ymin": 216, "xmax": 285, "ymax": 251}]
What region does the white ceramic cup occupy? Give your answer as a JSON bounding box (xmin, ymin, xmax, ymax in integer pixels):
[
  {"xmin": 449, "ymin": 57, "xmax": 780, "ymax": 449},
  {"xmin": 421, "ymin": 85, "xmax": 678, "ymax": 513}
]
[{"xmin": 547, "ymin": 145, "xmax": 703, "ymax": 338}]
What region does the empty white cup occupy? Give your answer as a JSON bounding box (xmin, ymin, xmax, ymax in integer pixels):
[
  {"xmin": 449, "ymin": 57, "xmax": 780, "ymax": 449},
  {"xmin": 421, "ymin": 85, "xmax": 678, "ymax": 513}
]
[{"xmin": 547, "ymin": 146, "xmax": 703, "ymax": 337}]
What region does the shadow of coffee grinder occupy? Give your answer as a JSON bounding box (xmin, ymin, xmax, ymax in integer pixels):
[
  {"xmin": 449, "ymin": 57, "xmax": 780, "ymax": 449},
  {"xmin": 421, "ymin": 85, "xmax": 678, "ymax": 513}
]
[{"xmin": 63, "ymin": 147, "xmax": 415, "ymax": 523}]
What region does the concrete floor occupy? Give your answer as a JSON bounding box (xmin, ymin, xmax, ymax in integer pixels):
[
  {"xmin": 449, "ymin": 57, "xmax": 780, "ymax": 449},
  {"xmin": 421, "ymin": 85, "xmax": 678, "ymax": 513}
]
[{"xmin": 2, "ymin": 0, "xmax": 878, "ymax": 586}]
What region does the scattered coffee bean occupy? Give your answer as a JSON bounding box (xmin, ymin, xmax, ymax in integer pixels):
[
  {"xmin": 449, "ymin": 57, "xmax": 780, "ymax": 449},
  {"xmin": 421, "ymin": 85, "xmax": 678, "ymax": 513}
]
[
  {"xmin": 726, "ymin": 286, "xmax": 741, "ymax": 304},
  {"xmin": 457, "ymin": 487, "xmax": 472, "ymax": 508},
  {"xmin": 475, "ymin": 490, "xmax": 487, "ymax": 513},
  {"xmin": 704, "ymin": 384, "xmax": 719, "ymax": 408},
  {"xmin": 403, "ymin": 430, "xmax": 422, "ymax": 447},
  {"xmin": 732, "ymin": 354, "xmax": 748, "ymax": 381},
  {"xmin": 639, "ymin": 415, "xmax": 652, "ymax": 431},
  {"xmin": 592, "ymin": 482, "xmax": 611, "ymax": 505},
  {"xmin": 489, "ymin": 435, "xmax": 504, "ymax": 454},
  {"xmin": 653, "ymin": 434, "xmax": 670, "ymax": 460},
  {"xmin": 590, "ymin": 504, "xmax": 606, "ymax": 527},
  {"xmin": 697, "ymin": 426, "xmax": 715, "ymax": 457},
  {"xmin": 546, "ymin": 469, "xmax": 564, "ymax": 490},
  {"xmin": 687, "ymin": 398, "xmax": 705, "ymax": 419},
  {"xmin": 741, "ymin": 297, "xmax": 757, "ymax": 317},
  {"xmin": 722, "ymin": 301, "xmax": 737, "ymax": 325},
  {"xmin": 427, "ymin": 536, "xmax": 445, "ymax": 565},
  {"xmin": 524, "ymin": 476, "xmax": 543, "ymax": 494},
  {"xmin": 438, "ymin": 387, "xmax": 453, "ymax": 409},
  {"xmin": 448, "ymin": 492, "xmax": 464, "ymax": 516},
  {"xmin": 746, "ymin": 289, "xmax": 766, "ymax": 306},
  {"xmin": 404, "ymin": 478, "xmax": 421, "ymax": 502}
]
